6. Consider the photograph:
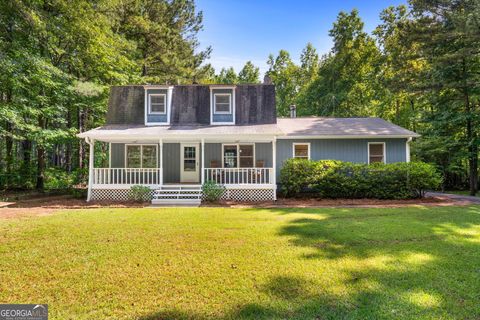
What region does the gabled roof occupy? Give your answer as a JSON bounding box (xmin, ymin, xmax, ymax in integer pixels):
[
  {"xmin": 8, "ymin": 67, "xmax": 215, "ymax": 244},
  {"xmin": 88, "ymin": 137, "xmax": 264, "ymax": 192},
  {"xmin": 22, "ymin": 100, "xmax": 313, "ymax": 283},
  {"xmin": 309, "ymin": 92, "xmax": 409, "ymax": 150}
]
[
  {"xmin": 78, "ymin": 117, "xmax": 419, "ymax": 142},
  {"xmin": 276, "ymin": 117, "xmax": 419, "ymax": 138}
]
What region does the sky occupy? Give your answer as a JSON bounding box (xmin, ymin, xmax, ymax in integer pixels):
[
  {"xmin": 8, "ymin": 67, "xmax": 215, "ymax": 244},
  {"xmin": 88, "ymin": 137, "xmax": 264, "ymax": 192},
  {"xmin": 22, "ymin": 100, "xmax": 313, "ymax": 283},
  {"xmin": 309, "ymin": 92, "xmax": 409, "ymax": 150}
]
[{"xmin": 196, "ymin": 0, "xmax": 406, "ymax": 76}]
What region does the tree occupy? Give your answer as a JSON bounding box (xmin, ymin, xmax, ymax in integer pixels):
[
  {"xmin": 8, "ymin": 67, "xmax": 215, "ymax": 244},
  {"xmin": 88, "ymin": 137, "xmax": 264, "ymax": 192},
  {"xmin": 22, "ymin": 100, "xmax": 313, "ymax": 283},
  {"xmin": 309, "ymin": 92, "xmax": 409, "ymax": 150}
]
[
  {"xmin": 266, "ymin": 50, "xmax": 300, "ymax": 116},
  {"xmin": 109, "ymin": 0, "xmax": 211, "ymax": 84},
  {"xmin": 0, "ymin": 0, "xmax": 209, "ymax": 191},
  {"xmin": 238, "ymin": 61, "xmax": 260, "ymax": 84},
  {"xmin": 406, "ymin": 0, "xmax": 480, "ymax": 195},
  {"xmin": 216, "ymin": 67, "xmax": 238, "ymax": 84},
  {"xmin": 302, "ymin": 10, "xmax": 381, "ymax": 117}
]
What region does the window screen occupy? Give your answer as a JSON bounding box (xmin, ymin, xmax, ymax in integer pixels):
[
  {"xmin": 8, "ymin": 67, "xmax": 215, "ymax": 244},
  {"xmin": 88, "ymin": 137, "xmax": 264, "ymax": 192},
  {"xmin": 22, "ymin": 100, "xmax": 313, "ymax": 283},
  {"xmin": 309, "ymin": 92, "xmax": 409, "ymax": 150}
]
[
  {"xmin": 369, "ymin": 143, "xmax": 385, "ymax": 163},
  {"xmin": 223, "ymin": 145, "xmax": 238, "ymax": 168},
  {"xmin": 150, "ymin": 94, "xmax": 166, "ymax": 113},
  {"xmin": 126, "ymin": 145, "xmax": 157, "ymax": 168},
  {"xmin": 214, "ymin": 94, "xmax": 231, "ymax": 113},
  {"xmin": 294, "ymin": 144, "xmax": 309, "ymax": 159}
]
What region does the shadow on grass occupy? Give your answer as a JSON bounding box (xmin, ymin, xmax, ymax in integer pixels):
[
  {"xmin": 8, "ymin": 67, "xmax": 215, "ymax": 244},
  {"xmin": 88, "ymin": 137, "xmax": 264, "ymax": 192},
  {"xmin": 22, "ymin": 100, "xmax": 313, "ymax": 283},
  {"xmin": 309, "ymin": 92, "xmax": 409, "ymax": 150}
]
[{"xmin": 140, "ymin": 206, "xmax": 480, "ymax": 319}]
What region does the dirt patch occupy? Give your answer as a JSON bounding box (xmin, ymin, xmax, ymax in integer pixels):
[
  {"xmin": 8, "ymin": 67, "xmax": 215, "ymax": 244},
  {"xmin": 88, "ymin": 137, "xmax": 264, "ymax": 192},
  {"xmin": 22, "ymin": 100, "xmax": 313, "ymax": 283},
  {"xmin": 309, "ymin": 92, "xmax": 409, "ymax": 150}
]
[
  {"xmin": 0, "ymin": 196, "xmax": 149, "ymax": 220},
  {"xmin": 0, "ymin": 207, "xmax": 59, "ymax": 220}
]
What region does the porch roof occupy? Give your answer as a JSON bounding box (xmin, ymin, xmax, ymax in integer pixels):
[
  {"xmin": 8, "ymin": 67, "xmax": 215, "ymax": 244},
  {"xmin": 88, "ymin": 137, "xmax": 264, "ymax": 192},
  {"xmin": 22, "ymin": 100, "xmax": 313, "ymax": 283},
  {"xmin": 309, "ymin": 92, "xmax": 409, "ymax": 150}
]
[{"xmin": 77, "ymin": 124, "xmax": 282, "ymax": 142}]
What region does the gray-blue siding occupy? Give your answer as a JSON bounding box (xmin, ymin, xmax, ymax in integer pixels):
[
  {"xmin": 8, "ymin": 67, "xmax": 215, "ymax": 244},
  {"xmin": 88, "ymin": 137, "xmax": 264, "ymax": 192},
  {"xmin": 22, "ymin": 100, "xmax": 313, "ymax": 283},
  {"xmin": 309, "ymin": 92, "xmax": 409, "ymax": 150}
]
[
  {"xmin": 275, "ymin": 138, "xmax": 407, "ymax": 178},
  {"xmin": 109, "ymin": 142, "xmax": 272, "ymax": 184},
  {"xmin": 110, "ymin": 138, "xmax": 407, "ymax": 183}
]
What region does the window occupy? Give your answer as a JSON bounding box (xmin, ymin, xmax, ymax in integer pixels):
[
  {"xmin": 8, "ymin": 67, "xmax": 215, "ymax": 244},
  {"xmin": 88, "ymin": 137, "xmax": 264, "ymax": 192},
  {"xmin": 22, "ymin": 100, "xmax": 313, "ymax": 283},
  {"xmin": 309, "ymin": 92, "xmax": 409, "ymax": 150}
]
[
  {"xmin": 293, "ymin": 143, "xmax": 310, "ymax": 160},
  {"xmin": 368, "ymin": 142, "xmax": 385, "ymax": 164},
  {"xmin": 183, "ymin": 146, "xmax": 196, "ymax": 171},
  {"xmin": 126, "ymin": 145, "xmax": 157, "ymax": 168},
  {"xmin": 214, "ymin": 94, "xmax": 231, "ymax": 114},
  {"xmin": 223, "ymin": 145, "xmax": 238, "ymax": 168},
  {"xmin": 223, "ymin": 144, "xmax": 255, "ymax": 168},
  {"xmin": 149, "ymin": 94, "xmax": 166, "ymax": 114}
]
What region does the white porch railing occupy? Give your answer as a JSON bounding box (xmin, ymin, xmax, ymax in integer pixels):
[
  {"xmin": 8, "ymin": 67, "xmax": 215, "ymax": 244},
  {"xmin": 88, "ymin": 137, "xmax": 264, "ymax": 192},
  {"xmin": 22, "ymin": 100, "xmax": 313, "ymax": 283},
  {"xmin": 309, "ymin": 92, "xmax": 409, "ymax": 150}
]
[
  {"xmin": 92, "ymin": 168, "xmax": 161, "ymax": 185},
  {"xmin": 204, "ymin": 168, "xmax": 273, "ymax": 185}
]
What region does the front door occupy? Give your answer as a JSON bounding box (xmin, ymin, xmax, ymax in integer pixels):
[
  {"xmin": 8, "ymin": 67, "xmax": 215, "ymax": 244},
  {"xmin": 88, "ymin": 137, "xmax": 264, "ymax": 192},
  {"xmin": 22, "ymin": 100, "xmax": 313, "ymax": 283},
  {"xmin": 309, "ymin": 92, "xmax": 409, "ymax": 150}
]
[{"xmin": 180, "ymin": 143, "xmax": 199, "ymax": 183}]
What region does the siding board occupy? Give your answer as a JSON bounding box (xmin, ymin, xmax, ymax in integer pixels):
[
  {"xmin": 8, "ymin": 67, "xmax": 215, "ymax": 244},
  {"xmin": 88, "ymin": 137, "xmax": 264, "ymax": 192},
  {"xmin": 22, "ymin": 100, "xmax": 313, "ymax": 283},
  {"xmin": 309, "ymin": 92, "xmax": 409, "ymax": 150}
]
[{"xmin": 276, "ymin": 138, "xmax": 407, "ymax": 178}]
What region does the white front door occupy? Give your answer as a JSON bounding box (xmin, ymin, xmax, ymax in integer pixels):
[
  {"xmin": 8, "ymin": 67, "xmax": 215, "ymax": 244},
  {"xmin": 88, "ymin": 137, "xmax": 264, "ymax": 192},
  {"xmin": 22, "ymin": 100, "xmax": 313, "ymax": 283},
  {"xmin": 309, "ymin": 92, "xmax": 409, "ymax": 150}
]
[{"xmin": 180, "ymin": 143, "xmax": 199, "ymax": 183}]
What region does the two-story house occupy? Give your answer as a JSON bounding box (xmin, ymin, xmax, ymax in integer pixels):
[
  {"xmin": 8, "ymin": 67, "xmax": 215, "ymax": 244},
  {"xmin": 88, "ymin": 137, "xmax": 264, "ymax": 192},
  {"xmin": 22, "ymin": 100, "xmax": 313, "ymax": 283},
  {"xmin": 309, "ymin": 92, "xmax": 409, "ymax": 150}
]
[{"xmin": 78, "ymin": 83, "xmax": 419, "ymax": 205}]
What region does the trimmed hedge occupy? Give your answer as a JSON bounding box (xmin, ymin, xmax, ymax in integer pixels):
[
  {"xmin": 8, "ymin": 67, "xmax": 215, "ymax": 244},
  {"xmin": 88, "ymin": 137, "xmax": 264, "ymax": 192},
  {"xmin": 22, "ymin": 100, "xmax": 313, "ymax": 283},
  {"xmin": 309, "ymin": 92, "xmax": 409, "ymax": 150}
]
[{"xmin": 280, "ymin": 159, "xmax": 442, "ymax": 199}]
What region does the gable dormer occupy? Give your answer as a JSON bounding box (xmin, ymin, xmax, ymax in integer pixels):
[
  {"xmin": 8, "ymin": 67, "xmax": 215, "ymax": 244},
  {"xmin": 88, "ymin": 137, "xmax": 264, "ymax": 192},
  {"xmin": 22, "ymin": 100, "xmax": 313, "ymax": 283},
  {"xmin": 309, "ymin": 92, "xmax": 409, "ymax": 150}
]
[
  {"xmin": 210, "ymin": 86, "xmax": 235, "ymax": 125},
  {"xmin": 105, "ymin": 84, "xmax": 276, "ymax": 126},
  {"xmin": 144, "ymin": 85, "xmax": 173, "ymax": 125}
]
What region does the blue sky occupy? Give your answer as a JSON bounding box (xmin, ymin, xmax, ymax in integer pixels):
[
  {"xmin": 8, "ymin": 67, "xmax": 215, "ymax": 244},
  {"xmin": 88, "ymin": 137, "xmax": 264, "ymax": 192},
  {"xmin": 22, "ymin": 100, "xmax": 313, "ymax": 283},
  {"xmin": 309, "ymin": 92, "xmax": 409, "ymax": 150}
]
[{"xmin": 196, "ymin": 0, "xmax": 406, "ymax": 76}]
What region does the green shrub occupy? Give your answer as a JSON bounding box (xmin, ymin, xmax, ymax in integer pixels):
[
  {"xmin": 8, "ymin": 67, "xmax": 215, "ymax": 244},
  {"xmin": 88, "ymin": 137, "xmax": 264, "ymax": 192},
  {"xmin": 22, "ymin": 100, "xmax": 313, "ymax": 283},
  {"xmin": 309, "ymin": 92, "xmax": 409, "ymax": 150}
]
[
  {"xmin": 202, "ymin": 180, "xmax": 225, "ymax": 202},
  {"xmin": 280, "ymin": 159, "xmax": 442, "ymax": 199},
  {"xmin": 128, "ymin": 185, "xmax": 152, "ymax": 202},
  {"xmin": 405, "ymin": 161, "xmax": 443, "ymax": 197}
]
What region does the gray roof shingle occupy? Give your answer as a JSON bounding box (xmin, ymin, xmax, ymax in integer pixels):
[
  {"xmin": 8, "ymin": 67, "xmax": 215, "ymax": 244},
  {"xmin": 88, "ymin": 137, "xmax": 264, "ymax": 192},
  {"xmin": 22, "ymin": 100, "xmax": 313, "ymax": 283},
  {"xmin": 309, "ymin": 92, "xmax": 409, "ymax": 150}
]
[
  {"xmin": 78, "ymin": 117, "xmax": 419, "ymax": 140},
  {"xmin": 276, "ymin": 117, "xmax": 419, "ymax": 137}
]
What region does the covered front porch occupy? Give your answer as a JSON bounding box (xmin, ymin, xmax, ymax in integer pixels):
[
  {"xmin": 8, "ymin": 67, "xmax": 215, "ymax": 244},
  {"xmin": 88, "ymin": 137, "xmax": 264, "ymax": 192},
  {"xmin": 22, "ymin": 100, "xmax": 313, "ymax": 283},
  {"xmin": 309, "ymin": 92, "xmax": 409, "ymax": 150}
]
[{"xmin": 85, "ymin": 137, "xmax": 277, "ymax": 202}]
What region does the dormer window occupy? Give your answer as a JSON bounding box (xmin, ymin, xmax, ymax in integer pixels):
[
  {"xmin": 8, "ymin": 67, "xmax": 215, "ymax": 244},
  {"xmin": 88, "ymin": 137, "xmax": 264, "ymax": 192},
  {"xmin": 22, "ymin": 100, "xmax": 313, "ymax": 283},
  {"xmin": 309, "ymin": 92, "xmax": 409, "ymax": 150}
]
[
  {"xmin": 210, "ymin": 86, "xmax": 235, "ymax": 125},
  {"xmin": 149, "ymin": 94, "xmax": 166, "ymax": 114},
  {"xmin": 214, "ymin": 94, "xmax": 231, "ymax": 114},
  {"xmin": 145, "ymin": 86, "xmax": 172, "ymax": 125}
]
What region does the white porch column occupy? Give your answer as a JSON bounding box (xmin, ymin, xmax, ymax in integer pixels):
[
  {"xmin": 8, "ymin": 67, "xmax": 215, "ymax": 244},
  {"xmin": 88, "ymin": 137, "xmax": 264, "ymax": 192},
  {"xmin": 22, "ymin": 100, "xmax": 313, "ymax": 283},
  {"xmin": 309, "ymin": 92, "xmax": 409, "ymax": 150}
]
[
  {"xmin": 159, "ymin": 138, "xmax": 163, "ymax": 186},
  {"xmin": 201, "ymin": 138, "xmax": 205, "ymax": 184},
  {"xmin": 86, "ymin": 138, "xmax": 95, "ymax": 202},
  {"xmin": 272, "ymin": 137, "xmax": 277, "ymax": 201},
  {"xmin": 406, "ymin": 137, "xmax": 412, "ymax": 163}
]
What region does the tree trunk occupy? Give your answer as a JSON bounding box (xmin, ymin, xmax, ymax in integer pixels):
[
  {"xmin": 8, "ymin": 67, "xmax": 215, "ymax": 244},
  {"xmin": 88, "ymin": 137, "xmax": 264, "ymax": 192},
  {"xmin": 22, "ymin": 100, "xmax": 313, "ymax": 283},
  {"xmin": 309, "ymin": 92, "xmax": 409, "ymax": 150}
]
[
  {"xmin": 36, "ymin": 117, "xmax": 45, "ymax": 191},
  {"xmin": 21, "ymin": 139, "xmax": 32, "ymax": 188},
  {"xmin": 78, "ymin": 106, "xmax": 86, "ymax": 169},
  {"xmin": 5, "ymin": 122, "xmax": 13, "ymax": 189},
  {"xmin": 65, "ymin": 109, "xmax": 72, "ymax": 172},
  {"xmin": 465, "ymin": 94, "xmax": 478, "ymax": 196}
]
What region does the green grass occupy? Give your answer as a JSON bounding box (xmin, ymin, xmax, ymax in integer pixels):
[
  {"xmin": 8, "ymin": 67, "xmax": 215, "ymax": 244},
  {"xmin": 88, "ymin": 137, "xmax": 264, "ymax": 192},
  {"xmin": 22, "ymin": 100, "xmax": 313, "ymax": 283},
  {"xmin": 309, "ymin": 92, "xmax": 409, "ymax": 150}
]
[{"xmin": 1, "ymin": 206, "xmax": 480, "ymax": 319}]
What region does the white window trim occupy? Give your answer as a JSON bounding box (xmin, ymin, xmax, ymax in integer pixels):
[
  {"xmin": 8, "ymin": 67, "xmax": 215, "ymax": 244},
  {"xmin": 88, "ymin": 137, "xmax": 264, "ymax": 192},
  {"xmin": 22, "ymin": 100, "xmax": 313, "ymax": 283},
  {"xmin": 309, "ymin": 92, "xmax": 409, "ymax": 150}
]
[
  {"xmin": 292, "ymin": 142, "xmax": 311, "ymax": 160},
  {"xmin": 148, "ymin": 94, "xmax": 167, "ymax": 115},
  {"xmin": 125, "ymin": 144, "xmax": 158, "ymax": 168},
  {"xmin": 210, "ymin": 87, "xmax": 236, "ymax": 125},
  {"xmin": 144, "ymin": 86, "xmax": 172, "ymax": 126},
  {"xmin": 221, "ymin": 143, "xmax": 256, "ymax": 168},
  {"xmin": 213, "ymin": 93, "xmax": 232, "ymax": 114},
  {"xmin": 367, "ymin": 142, "xmax": 386, "ymax": 164}
]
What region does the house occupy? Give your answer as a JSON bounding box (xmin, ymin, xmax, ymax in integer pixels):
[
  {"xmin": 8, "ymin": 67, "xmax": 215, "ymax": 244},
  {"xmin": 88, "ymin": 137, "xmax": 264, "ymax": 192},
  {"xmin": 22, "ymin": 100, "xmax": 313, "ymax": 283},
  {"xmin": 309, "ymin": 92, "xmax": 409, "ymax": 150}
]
[{"xmin": 77, "ymin": 83, "xmax": 419, "ymax": 204}]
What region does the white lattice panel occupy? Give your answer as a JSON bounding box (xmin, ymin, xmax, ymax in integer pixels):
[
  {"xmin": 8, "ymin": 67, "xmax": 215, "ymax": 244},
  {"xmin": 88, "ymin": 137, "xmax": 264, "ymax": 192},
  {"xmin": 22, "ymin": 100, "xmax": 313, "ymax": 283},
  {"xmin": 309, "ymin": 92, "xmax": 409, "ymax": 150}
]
[
  {"xmin": 92, "ymin": 187, "xmax": 275, "ymax": 202},
  {"xmin": 221, "ymin": 188, "xmax": 275, "ymax": 202},
  {"xmin": 91, "ymin": 189, "xmax": 154, "ymax": 201}
]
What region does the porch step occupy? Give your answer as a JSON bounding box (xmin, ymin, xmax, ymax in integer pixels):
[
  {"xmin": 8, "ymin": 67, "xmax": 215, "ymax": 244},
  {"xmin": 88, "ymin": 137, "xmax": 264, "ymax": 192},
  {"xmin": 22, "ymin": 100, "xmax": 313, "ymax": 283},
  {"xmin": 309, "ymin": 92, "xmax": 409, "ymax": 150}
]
[{"xmin": 152, "ymin": 185, "xmax": 202, "ymax": 206}]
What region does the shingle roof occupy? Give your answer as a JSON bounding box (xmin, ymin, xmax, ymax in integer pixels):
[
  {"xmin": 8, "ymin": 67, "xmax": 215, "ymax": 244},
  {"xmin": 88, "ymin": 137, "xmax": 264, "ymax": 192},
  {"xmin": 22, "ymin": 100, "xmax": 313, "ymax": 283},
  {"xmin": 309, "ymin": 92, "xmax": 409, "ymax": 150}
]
[
  {"xmin": 78, "ymin": 117, "xmax": 419, "ymax": 141},
  {"xmin": 78, "ymin": 123, "xmax": 282, "ymax": 140},
  {"xmin": 276, "ymin": 117, "xmax": 419, "ymax": 137}
]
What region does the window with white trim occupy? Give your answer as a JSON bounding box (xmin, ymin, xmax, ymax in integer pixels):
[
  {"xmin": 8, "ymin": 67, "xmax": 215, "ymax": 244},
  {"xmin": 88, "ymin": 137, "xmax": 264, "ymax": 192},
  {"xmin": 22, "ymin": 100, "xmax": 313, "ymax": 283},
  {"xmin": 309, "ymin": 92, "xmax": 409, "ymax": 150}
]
[
  {"xmin": 149, "ymin": 94, "xmax": 166, "ymax": 114},
  {"xmin": 126, "ymin": 145, "xmax": 157, "ymax": 168},
  {"xmin": 214, "ymin": 93, "xmax": 232, "ymax": 114},
  {"xmin": 293, "ymin": 143, "xmax": 310, "ymax": 160},
  {"xmin": 368, "ymin": 143, "xmax": 385, "ymax": 163},
  {"xmin": 223, "ymin": 144, "xmax": 254, "ymax": 168}
]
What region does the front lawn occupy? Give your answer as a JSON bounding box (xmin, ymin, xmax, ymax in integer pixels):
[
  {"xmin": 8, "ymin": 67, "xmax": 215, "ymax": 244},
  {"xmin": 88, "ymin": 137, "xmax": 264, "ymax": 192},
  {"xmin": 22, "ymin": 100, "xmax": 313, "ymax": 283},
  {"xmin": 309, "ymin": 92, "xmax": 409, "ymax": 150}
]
[{"xmin": 1, "ymin": 206, "xmax": 479, "ymax": 319}]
